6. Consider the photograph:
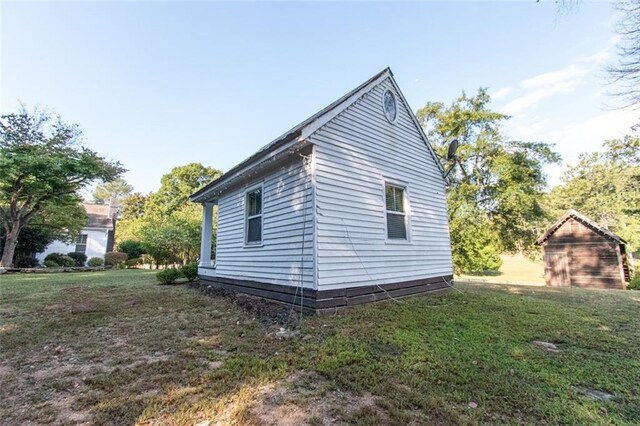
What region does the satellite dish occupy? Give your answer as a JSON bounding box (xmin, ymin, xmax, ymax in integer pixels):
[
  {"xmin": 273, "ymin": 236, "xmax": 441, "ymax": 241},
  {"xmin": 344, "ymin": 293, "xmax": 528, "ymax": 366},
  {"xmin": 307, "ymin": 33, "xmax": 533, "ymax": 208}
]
[{"xmin": 446, "ymin": 139, "xmax": 459, "ymax": 161}]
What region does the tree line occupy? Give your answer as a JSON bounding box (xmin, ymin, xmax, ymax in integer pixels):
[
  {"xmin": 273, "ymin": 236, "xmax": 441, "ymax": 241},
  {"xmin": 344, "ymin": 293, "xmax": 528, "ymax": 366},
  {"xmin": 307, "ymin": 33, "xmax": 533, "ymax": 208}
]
[{"xmin": 1, "ymin": 99, "xmax": 638, "ymax": 272}]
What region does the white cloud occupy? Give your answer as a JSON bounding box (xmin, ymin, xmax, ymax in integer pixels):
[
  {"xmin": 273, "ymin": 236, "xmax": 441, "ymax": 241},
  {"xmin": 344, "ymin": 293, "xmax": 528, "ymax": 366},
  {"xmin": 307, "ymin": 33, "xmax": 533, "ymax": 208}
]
[
  {"xmin": 527, "ymin": 108, "xmax": 637, "ymax": 187},
  {"xmin": 520, "ymin": 65, "xmax": 588, "ymax": 90},
  {"xmin": 502, "ymin": 79, "xmax": 578, "ymax": 116},
  {"xmin": 491, "ymin": 86, "xmax": 512, "ymax": 101}
]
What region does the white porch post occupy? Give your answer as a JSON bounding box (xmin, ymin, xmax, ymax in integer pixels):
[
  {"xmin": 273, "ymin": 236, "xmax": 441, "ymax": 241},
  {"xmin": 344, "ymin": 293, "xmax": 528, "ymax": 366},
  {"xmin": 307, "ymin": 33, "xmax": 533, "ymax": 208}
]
[{"xmin": 199, "ymin": 202, "xmax": 214, "ymax": 267}]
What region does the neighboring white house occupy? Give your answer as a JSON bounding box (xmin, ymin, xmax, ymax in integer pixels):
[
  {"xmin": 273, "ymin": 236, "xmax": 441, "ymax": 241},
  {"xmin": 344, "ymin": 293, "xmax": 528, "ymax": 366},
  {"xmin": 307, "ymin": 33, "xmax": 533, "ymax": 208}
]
[
  {"xmin": 36, "ymin": 204, "xmax": 117, "ymax": 264},
  {"xmin": 191, "ymin": 68, "xmax": 453, "ymax": 310}
]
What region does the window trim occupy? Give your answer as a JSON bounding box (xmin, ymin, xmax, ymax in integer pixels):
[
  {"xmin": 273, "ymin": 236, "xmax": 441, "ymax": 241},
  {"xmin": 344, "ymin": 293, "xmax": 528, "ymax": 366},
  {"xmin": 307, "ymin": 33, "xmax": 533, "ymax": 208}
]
[
  {"xmin": 243, "ymin": 183, "xmax": 264, "ymax": 248},
  {"xmin": 75, "ymin": 233, "xmax": 88, "ymax": 253},
  {"xmin": 382, "ymin": 180, "xmax": 411, "ymax": 243}
]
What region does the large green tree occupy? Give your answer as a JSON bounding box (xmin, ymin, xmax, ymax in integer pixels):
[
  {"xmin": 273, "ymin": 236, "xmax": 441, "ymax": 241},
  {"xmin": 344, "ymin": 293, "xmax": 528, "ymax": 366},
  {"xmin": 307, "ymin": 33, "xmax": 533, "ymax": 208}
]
[
  {"xmin": 546, "ymin": 135, "xmax": 640, "ymax": 249},
  {"xmin": 417, "ymin": 89, "xmax": 561, "ymax": 273},
  {"xmin": 116, "ymin": 163, "xmax": 220, "ymax": 265},
  {"xmin": 92, "ymin": 177, "xmax": 133, "ymax": 205},
  {"xmin": 0, "ymin": 201, "xmax": 87, "ymax": 266},
  {"xmin": 145, "ymin": 163, "xmax": 221, "ymax": 216},
  {"xmin": 0, "ymin": 110, "xmax": 124, "ymax": 267}
]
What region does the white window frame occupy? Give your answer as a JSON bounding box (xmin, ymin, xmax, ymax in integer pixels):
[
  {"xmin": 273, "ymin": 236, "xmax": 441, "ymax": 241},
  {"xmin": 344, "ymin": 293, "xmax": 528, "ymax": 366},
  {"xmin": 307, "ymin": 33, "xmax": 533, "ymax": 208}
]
[
  {"xmin": 243, "ymin": 183, "xmax": 264, "ymax": 247},
  {"xmin": 75, "ymin": 233, "xmax": 88, "ymax": 253},
  {"xmin": 383, "ymin": 180, "xmax": 411, "ymax": 243}
]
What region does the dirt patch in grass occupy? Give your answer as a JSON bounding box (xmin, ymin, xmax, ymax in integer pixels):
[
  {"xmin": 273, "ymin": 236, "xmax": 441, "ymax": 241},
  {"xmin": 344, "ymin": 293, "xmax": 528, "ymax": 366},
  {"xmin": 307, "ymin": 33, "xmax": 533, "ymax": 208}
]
[
  {"xmin": 211, "ymin": 371, "xmax": 387, "ymax": 426},
  {"xmin": 193, "ymin": 282, "xmax": 303, "ymax": 327}
]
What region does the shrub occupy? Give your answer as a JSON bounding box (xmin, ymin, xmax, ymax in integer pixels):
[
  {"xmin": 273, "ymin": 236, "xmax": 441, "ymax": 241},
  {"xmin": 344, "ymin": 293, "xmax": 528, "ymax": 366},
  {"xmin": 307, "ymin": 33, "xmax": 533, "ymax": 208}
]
[
  {"xmin": 180, "ymin": 262, "xmax": 198, "ymax": 282},
  {"xmin": 44, "ymin": 259, "xmax": 60, "ymax": 268},
  {"xmin": 87, "ymin": 257, "xmax": 105, "ymax": 267},
  {"xmin": 117, "ymin": 240, "xmax": 145, "ymax": 259},
  {"xmin": 67, "ymin": 252, "xmax": 87, "ymax": 267},
  {"xmin": 156, "ymin": 268, "xmax": 183, "ymax": 285},
  {"xmin": 105, "ymin": 251, "xmax": 128, "ymax": 267},
  {"xmin": 44, "ymin": 253, "xmax": 75, "ymax": 267},
  {"xmin": 629, "ymin": 274, "xmax": 640, "ymax": 290},
  {"xmin": 125, "ymin": 257, "xmax": 141, "ymax": 268},
  {"xmin": 15, "ymin": 256, "xmax": 39, "ymax": 268}
]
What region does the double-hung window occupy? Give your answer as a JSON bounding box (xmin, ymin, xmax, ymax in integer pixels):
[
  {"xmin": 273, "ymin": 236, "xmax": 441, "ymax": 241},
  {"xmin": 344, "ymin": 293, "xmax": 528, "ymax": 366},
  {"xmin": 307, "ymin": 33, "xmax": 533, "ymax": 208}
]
[
  {"xmin": 75, "ymin": 234, "xmax": 88, "ymax": 253},
  {"xmin": 245, "ymin": 187, "xmax": 263, "ymax": 244},
  {"xmin": 385, "ymin": 184, "xmax": 407, "ymax": 240}
]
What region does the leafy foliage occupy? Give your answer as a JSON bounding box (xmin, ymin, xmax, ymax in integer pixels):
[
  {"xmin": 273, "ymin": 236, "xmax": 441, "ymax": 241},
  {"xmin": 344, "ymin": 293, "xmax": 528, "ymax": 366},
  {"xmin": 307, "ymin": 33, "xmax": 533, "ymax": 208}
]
[
  {"xmin": 125, "ymin": 257, "xmax": 141, "ymax": 268},
  {"xmin": 546, "ymin": 135, "xmax": 640, "ymax": 250},
  {"xmin": 416, "ymin": 89, "xmax": 560, "ymax": 272},
  {"xmin": 105, "ymin": 251, "xmax": 128, "ymax": 267},
  {"xmin": 140, "ymin": 204, "xmax": 202, "ymax": 266},
  {"xmin": 116, "ymin": 163, "xmax": 219, "ymax": 266},
  {"xmin": 156, "ymin": 268, "xmax": 183, "ymax": 285},
  {"xmin": 117, "ymin": 240, "xmax": 145, "ymax": 259},
  {"xmin": 44, "ymin": 253, "xmax": 75, "ymax": 267},
  {"xmin": 180, "ymin": 262, "xmax": 198, "ymax": 282},
  {"xmin": 0, "ymin": 196, "xmax": 87, "ymax": 264},
  {"xmin": 145, "ymin": 163, "xmax": 221, "ymax": 216},
  {"xmin": 0, "ymin": 108, "xmax": 124, "ymax": 267},
  {"xmin": 66, "ymin": 252, "xmax": 87, "ymax": 267},
  {"xmin": 14, "ymin": 256, "xmax": 39, "ymax": 268},
  {"xmin": 44, "ymin": 259, "xmax": 59, "ymax": 268},
  {"xmin": 92, "ymin": 178, "xmax": 133, "ymax": 205},
  {"xmin": 120, "ymin": 193, "xmax": 147, "ymax": 221},
  {"xmin": 87, "ymin": 257, "xmax": 105, "ymax": 267},
  {"xmin": 449, "ymin": 211, "xmax": 502, "ymax": 274},
  {"xmin": 629, "ymin": 273, "xmax": 640, "ymax": 290}
]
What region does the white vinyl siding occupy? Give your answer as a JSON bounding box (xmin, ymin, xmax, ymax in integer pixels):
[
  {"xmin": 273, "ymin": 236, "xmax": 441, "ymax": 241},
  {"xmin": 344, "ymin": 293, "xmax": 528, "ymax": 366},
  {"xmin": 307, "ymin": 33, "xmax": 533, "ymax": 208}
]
[
  {"xmin": 207, "ymin": 157, "xmax": 314, "ymax": 288},
  {"xmin": 36, "ymin": 228, "xmax": 109, "ymax": 263},
  {"xmin": 310, "ymin": 77, "xmax": 453, "ymax": 290}
]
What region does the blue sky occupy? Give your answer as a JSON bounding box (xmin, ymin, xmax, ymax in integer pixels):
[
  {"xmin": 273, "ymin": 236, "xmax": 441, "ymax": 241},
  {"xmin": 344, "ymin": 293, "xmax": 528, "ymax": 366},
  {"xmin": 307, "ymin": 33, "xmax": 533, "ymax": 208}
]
[{"xmin": 2, "ymin": 1, "xmax": 636, "ymax": 194}]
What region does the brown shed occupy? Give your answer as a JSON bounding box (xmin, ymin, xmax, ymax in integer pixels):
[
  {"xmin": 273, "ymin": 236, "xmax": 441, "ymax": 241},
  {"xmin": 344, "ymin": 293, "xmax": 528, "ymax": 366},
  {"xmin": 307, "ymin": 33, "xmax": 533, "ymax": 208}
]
[{"xmin": 535, "ymin": 210, "xmax": 632, "ymax": 289}]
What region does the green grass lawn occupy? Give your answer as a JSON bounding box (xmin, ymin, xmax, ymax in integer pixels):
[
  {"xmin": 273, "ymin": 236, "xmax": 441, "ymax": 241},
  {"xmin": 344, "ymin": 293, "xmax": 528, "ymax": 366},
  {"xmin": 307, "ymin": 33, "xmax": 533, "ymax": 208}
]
[
  {"xmin": 458, "ymin": 253, "xmax": 546, "ymax": 285},
  {"xmin": 1, "ymin": 270, "xmax": 639, "ymax": 425}
]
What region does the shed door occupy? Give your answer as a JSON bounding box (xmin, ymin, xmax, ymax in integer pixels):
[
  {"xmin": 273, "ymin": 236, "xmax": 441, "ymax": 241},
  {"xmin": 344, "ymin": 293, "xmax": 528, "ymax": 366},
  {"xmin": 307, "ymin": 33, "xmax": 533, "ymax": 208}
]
[{"xmin": 544, "ymin": 252, "xmax": 569, "ymax": 287}]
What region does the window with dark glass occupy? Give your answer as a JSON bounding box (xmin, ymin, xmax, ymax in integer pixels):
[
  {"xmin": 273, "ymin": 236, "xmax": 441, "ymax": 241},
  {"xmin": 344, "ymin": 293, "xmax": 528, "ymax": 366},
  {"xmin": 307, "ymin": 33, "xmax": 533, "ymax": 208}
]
[
  {"xmin": 385, "ymin": 184, "xmax": 407, "ymax": 240},
  {"xmin": 245, "ymin": 188, "xmax": 262, "ymax": 244},
  {"xmin": 75, "ymin": 234, "xmax": 88, "ymax": 253}
]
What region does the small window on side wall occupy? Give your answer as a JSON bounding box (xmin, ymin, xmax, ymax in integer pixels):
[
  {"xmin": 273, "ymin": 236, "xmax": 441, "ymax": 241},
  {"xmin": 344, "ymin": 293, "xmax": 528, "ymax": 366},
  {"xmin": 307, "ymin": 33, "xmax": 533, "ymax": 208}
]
[
  {"xmin": 75, "ymin": 234, "xmax": 88, "ymax": 253},
  {"xmin": 385, "ymin": 184, "xmax": 407, "ymax": 240},
  {"xmin": 245, "ymin": 187, "xmax": 263, "ymax": 244}
]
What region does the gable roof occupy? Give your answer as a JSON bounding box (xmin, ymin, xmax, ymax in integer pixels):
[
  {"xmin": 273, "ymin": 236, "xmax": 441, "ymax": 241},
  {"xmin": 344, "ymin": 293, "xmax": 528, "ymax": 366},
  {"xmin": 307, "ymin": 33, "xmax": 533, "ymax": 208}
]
[
  {"xmin": 190, "ymin": 68, "xmax": 444, "ymax": 202},
  {"xmin": 83, "ymin": 204, "xmax": 115, "ymax": 229},
  {"xmin": 535, "ymin": 209, "xmax": 626, "ymax": 245}
]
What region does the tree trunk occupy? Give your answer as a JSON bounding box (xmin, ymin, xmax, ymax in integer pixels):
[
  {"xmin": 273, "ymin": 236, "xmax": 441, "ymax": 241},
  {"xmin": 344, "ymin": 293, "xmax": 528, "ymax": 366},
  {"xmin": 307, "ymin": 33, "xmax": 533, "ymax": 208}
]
[{"xmin": 0, "ymin": 223, "xmax": 21, "ymax": 268}]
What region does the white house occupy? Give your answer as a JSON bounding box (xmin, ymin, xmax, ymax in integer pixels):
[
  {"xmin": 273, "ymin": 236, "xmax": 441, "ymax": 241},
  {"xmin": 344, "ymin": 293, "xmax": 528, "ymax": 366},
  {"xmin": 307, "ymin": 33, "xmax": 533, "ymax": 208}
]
[
  {"xmin": 36, "ymin": 204, "xmax": 117, "ymax": 264},
  {"xmin": 191, "ymin": 68, "xmax": 453, "ymax": 310}
]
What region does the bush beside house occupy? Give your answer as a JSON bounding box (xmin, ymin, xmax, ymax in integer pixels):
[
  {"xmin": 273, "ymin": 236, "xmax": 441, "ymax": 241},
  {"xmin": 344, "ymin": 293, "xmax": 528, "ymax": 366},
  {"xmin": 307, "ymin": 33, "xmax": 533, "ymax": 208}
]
[
  {"xmin": 105, "ymin": 251, "xmax": 128, "ymax": 268},
  {"xmin": 66, "ymin": 252, "xmax": 87, "ymax": 267},
  {"xmin": 44, "ymin": 253, "xmax": 76, "ymax": 268},
  {"xmin": 87, "ymin": 257, "xmax": 105, "ymax": 267}
]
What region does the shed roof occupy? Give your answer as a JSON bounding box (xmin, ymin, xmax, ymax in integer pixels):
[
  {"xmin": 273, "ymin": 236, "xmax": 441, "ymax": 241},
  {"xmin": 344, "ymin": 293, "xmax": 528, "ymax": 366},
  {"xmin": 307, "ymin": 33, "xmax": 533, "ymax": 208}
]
[
  {"xmin": 535, "ymin": 209, "xmax": 626, "ymax": 245},
  {"xmin": 190, "ymin": 68, "xmax": 443, "ymax": 202}
]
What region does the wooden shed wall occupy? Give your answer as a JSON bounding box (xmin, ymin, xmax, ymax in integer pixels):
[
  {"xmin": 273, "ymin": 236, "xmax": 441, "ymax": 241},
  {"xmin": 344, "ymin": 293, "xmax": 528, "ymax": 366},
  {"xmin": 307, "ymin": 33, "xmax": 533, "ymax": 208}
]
[
  {"xmin": 541, "ymin": 217, "xmax": 625, "ymax": 289},
  {"xmin": 310, "ymin": 78, "xmax": 453, "ymax": 291}
]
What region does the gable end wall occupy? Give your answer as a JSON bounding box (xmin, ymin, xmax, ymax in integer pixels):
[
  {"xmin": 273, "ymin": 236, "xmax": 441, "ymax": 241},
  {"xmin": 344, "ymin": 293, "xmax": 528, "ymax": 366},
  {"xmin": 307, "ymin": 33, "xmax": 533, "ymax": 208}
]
[{"xmin": 310, "ymin": 78, "xmax": 453, "ymax": 290}]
